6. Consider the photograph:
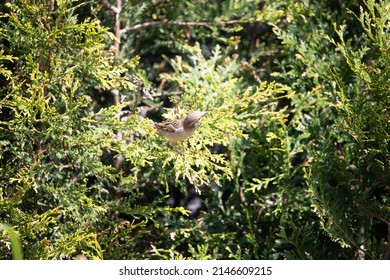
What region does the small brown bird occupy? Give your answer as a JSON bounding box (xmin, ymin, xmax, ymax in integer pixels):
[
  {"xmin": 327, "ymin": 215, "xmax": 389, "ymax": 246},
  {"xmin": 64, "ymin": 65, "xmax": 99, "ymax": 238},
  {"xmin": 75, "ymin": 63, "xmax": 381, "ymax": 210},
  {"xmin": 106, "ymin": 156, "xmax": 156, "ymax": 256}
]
[{"xmin": 154, "ymin": 111, "xmax": 207, "ymax": 141}]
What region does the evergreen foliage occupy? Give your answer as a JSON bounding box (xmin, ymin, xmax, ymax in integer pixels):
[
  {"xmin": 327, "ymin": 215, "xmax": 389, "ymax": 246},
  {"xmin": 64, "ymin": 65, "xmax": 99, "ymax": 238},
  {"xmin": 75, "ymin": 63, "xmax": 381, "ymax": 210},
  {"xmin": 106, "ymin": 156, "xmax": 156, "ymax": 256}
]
[{"xmin": 0, "ymin": 0, "xmax": 389, "ymax": 260}]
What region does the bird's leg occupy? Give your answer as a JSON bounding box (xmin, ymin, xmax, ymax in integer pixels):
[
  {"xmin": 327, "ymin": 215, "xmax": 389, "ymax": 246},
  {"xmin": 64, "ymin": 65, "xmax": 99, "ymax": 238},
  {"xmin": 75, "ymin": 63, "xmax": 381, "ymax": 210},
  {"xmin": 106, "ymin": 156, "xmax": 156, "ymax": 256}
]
[{"xmin": 169, "ymin": 142, "xmax": 186, "ymax": 155}]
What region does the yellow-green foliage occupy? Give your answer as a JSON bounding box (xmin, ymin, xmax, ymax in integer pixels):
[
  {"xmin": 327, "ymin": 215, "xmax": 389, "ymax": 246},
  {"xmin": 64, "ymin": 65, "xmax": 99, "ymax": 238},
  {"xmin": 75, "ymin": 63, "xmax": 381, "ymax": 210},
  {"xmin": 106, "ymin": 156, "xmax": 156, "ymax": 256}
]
[
  {"xmin": 1, "ymin": 0, "xmax": 389, "ymax": 260},
  {"xmin": 153, "ymin": 44, "xmax": 290, "ymax": 190}
]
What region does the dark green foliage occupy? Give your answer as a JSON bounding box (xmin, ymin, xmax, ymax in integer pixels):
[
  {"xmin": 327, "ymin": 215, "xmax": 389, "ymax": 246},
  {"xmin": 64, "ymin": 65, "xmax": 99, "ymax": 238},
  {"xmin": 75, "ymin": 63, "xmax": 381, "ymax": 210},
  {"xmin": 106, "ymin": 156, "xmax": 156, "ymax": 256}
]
[
  {"xmin": 0, "ymin": 0, "xmax": 389, "ymax": 260},
  {"xmin": 306, "ymin": 0, "xmax": 390, "ymax": 259}
]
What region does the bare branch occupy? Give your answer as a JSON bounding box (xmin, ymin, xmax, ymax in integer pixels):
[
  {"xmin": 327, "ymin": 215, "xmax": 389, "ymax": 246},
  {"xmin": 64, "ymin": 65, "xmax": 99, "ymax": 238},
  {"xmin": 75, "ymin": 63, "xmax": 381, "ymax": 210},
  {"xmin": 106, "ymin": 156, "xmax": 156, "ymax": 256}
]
[
  {"xmin": 100, "ymin": 0, "xmax": 120, "ymax": 14},
  {"xmin": 120, "ymin": 19, "xmax": 243, "ymax": 34},
  {"xmin": 113, "ymin": 0, "xmax": 122, "ymax": 55}
]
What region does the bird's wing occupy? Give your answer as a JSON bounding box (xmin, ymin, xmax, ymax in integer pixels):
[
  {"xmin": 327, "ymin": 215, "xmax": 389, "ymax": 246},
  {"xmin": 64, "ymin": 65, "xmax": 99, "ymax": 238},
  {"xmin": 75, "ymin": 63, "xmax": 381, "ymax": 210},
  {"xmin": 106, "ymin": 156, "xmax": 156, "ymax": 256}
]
[{"xmin": 155, "ymin": 119, "xmax": 182, "ymax": 132}]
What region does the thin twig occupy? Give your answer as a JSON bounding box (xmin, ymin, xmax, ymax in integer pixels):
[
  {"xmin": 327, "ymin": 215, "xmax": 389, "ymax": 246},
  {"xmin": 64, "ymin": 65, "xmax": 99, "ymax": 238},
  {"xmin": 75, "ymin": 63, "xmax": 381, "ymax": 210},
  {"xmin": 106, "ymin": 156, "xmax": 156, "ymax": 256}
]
[
  {"xmin": 121, "ymin": 19, "xmax": 243, "ymax": 34},
  {"xmin": 150, "ymin": 91, "xmax": 183, "ymax": 98}
]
